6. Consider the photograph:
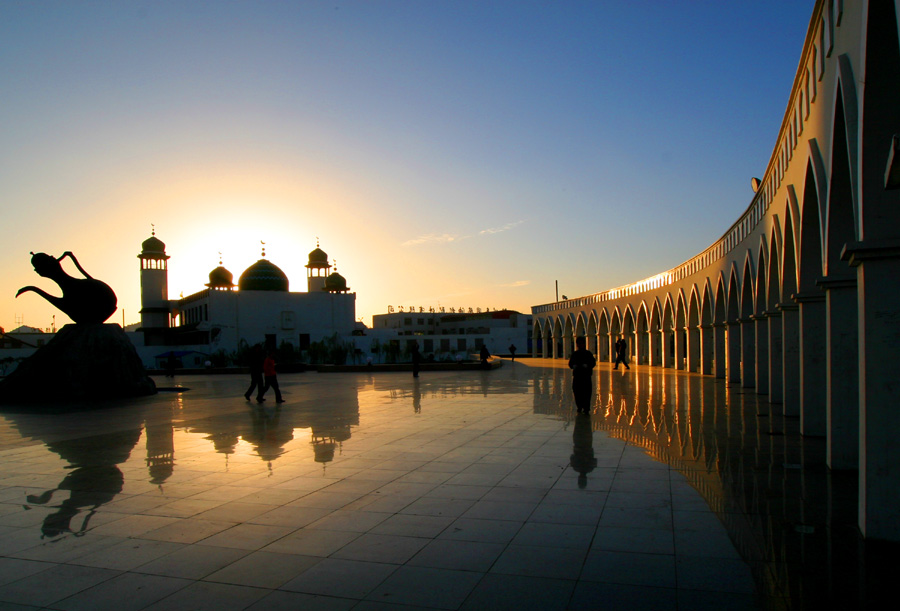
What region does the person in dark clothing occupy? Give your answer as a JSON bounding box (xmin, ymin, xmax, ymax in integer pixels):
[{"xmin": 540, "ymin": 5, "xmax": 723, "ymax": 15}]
[
  {"xmin": 508, "ymin": 344, "xmax": 517, "ymax": 361},
  {"xmin": 258, "ymin": 350, "xmax": 284, "ymax": 403},
  {"xmin": 244, "ymin": 344, "xmax": 265, "ymax": 401},
  {"xmin": 568, "ymin": 336, "xmax": 596, "ymax": 413},
  {"xmin": 480, "ymin": 345, "xmax": 491, "ymax": 369},
  {"xmin": 614, "ymin": 337, "xmax": 630, "ymax": 370},
  {"xmin": 411, "ymin": 342, "xmax": 421, "ymax": 378}
]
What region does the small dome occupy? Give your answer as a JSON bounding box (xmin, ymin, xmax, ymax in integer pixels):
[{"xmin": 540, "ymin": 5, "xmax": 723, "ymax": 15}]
[
  {"xmin": 324, "ymin": 271, "xmax": 348, "ymax": 292},
  {"xmin": 140, "ymin": 235, "xmax": 168, "ymax": 259},
  {"xmin": 306, "ymin": 247, "xmax": 330, "ymax": 269},
  {"xmin": 206, "ymin": 266, "xmax": 235, "ymax": 289},
  {"xmin": 238, "ymin": 259, "xmax": 289, "ymax": 292}
]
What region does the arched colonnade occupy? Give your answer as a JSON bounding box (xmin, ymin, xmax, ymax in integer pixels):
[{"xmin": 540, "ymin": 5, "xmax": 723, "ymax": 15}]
[{"xmin": 532, "ymin": 0, "xmax": 900, "ymax": 542}]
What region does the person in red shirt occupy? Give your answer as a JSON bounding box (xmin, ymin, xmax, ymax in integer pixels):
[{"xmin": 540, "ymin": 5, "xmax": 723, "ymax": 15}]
[{"xmin": 258, "ymin": 351, "xmax": 284, "ymax": 403}]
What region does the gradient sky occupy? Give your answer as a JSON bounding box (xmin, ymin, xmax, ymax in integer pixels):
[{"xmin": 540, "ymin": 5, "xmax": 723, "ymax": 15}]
[{"xmin": 1, "ymin": 1, "xmax": 814, "ymax": 331}]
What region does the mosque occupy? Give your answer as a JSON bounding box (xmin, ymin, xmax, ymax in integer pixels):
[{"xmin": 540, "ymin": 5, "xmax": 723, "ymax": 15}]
[{"xmin": 134, "ymin": 231, "xmax": 357, "ymax": 363}]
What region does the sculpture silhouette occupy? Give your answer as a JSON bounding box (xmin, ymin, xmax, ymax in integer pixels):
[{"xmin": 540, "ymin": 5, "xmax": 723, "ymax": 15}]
[{"xmin": 16, "ymin": 251, "xmax": 117, "ymax": 324}]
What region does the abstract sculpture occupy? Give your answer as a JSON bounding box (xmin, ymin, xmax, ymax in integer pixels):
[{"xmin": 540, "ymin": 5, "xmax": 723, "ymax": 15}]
[{"xmin": 16, "ymin": 251, "xmax": 117, "ymax": 324}]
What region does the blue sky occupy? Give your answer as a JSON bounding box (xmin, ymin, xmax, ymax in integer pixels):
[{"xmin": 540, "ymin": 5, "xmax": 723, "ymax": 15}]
[{"xmin": 1, "ymin": 1, "xmax": 814, "ymax": 330}]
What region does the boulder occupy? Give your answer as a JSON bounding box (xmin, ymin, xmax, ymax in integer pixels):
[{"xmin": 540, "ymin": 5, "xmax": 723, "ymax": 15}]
[{"xmin": 0, "ymin": 324, "xmax": 156, "ymax": 404}]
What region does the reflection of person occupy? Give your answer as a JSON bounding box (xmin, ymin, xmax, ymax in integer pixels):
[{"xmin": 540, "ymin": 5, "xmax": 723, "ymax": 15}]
[
  {"xmin": 411, "ymin": 342, "xmax": 421, "ymax": 378},
  {"xmin": 245, "ymin": 344, "xmax": 265, "ymax": 401},
  {"xmin": 614, "ymin": 337, "xmax": 630, "ymax": 370},
  {"xmin": 258, "ymin": 351, "xmax": 284, "ymax": 403},
  {"xmin": 480, "ymin": 345, "xmax": 491, "ymax": 368},
  {"xmin": 508, "ymin": 344, "xmax": 517, "ymax": 361},
  {"xmin": 568, "ymin": 336, "xmax": 596, "ymax": 413},
  {"xmin": 570, "ymin": 412, "xmax": 597, "ymax": 489},
  {"xmin": 413, "ymin": 377, "xmax": 421, "ymax": 413}
]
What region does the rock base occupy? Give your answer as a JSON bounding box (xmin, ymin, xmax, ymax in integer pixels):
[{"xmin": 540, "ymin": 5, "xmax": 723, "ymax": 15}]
[{"xmin": 0, "ymin": 324, "xmax": 156, "ymax": 404}]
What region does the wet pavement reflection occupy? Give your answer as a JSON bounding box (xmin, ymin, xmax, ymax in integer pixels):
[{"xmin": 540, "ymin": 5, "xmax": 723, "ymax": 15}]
[{"xmin": 0, "ymin": 362, "xmax": 895, "ymax": 609}]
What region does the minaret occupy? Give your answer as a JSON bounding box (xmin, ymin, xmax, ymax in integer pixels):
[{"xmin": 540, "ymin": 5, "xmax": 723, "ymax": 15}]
[
  {"xmin": 306, "ymin": 238, "xmax": 331, "ymax": 292},
  {"xmin": 138, "ymin": 226, "xmax": 170, "ymax": 330}
]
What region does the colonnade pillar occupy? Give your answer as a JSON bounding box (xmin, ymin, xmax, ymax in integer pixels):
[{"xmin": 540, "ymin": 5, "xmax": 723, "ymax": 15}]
[
  {"xmin": 674, "ymin": 328, "xmax": 684, "ymax": 370},
  {"xmin": 844, "ymin": 245, "xmax": 900, "ymax": 541},
  {"xmin": 767, "ymin": 311, "xmax": 784, "ymax": 405},
  {"xmin": 663, "ymin": 328, "xmax": 674, "ymax": 368},
  {"xmin": 700, "ymin": 324, "xmax": 714, "ymax": 375},
  {"xmin": 713, "ymin": 323, "xmax": 727, "ymax": 379},
  {"xmin": 687, "ymin": 326, "xmax": 700, "ymax": 372},
  {"xmin": 649, "ymin": 328, "xmax": 660, "ymax": 366},
  {"xmin": 740, "ymin": 319, "xmax": 755, "ymax": 388},
  {"xmin": 726, "ymin": 321, "xmax": 742, "ymax": 383},
  {"xmin": 819, "ymin": 276, "xmax": 859, "ymax": 469},
  {"xmin": 753, "ymin": 315, "xmax": 769, "ymax": 394},
  {"xmin": 780, "ymin": 303, "xmax": 801, "ymax": 416},
  {"xmin": 796, "ymin": 292, "xmax": 827, "ymax": 436}
]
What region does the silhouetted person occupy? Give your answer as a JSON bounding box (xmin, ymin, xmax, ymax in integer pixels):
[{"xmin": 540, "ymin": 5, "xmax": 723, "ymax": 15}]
[
  {"xmin": 16, "ymin": 251, "xmax": 117, "ymax": 324},
  {"xmin": 258, "ymin": 350, "xmax": 284, "ymax": 403},
  {"xmin": 570, "ymin": 412, "xmax": 597, "ymax": 488},
  {"xmin": 568, "ymin": 336, "xmax": 596, "ymax": 413},
  {"xmin": 245, "ymin": 343, "xmax": 265, "ymax": 400},
  {"xmin": 165, "ymin": 353, "xmax": 177, "ymax": 378},
  {"xmin": 614, "ymin": 337, "xmax": 630, "ymax": 370},
  {"xmin": 411, "ymin": 342, "xmax": 421, "ymax": 378},
  {"xmin": 509, "ymin": 344, "xmax": 517, "ymax": 361},
  {"xmin": 480, "ymin": 345, "xmax": 491, "ymax": 369}
]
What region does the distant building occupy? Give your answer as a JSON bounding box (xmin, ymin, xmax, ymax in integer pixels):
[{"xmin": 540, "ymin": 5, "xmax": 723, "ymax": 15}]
[{"xmin": 371, "ymin": 308, "xmax": 532, "ymax": 356}]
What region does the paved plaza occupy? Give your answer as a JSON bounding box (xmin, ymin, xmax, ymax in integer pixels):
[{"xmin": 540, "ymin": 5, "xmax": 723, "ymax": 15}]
[{"xmin": 0, "ymin": 361, "xmax": 889, "ymax": 610}]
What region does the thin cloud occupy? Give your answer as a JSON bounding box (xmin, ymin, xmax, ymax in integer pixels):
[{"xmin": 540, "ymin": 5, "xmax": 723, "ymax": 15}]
[
  {"xmin": 479, "ymin": 220, "xmax": 525, "ymax": 236},
  {"xmin": 401, "ymin": 233, "xmax": 463, "ymax": 247},
  {"xmin": 500, "ymin": 280, "xmax": 530, "ymax": 288}
]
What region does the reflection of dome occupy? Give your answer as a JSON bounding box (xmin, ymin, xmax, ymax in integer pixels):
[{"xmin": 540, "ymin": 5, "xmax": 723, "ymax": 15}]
[
  {"xmin": 324, "ymin": 272, "xmax": 348, "ymax": 293},
  {"xmin": 238, "ymin": 259, "xmax": 289, "ymax": 291},
  {"xmin": 206, "ymin": 266, "xmax": 235, "ymax": 289},
  {"xmin": 306, "ymin": 247, "xmax": 330, "ymax": 269}
]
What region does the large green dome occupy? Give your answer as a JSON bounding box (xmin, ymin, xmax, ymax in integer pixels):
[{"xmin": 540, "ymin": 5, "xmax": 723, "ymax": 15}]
[{"xmin": 238, "ymin": 259, "xmax": 289, "ymax": 291}]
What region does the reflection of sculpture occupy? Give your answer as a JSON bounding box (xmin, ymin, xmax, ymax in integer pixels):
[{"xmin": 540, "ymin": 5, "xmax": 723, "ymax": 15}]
[
  {"xmin": 16, "ymin": 251, "xmax": 117, "ymax": 324},
  {"xmin": 24, "ymin": 429, "xmax": 142, "ymax": 537}
]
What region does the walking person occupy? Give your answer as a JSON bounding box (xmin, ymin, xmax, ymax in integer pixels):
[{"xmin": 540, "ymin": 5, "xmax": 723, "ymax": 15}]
[
  {"xmin": 244, "ymin": 343, "xmax": 265, "ymax": 401},
  {"xmin": 614, "ymin": 337, "xmax": 630, "ymax": 370},
  {"xmin": 568, "ymin": 336, "xmax": 596, "ymax": 414},
  {"xmin": 508, "ymin": 344, "xmax": 517, "ymax": 362},
  {"xmin": 258, "ymin": 350, "xmax": 284, "ymax": 403}
]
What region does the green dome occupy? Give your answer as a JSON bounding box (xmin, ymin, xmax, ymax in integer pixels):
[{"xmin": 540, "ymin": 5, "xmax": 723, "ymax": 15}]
[
  {"xmin": 206, "ymin": 266, "xmax": 235, "ymax": 289},
  {"xmin": 324, "ymin": 271, "xmax": 348, "ymax": 292},
  {"xmin": 238, "ymin": 259, "xmax": 289, "ymax": 291}
]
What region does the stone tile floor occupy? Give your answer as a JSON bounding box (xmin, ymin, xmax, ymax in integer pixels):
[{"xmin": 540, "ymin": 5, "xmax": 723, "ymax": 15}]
[{"xmin": 0, "ymin": 360, "xmax": 894, "ymax": 609}]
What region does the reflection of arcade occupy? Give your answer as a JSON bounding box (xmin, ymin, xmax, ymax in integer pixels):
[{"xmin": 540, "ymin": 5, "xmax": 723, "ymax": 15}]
[
  {"xmin": 569, "ymin": 414, "xmax": 597, "ymax": 489},
  {"xmin": 530, "ymin": 364, "xmax": 877, "ymax": 609}
]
